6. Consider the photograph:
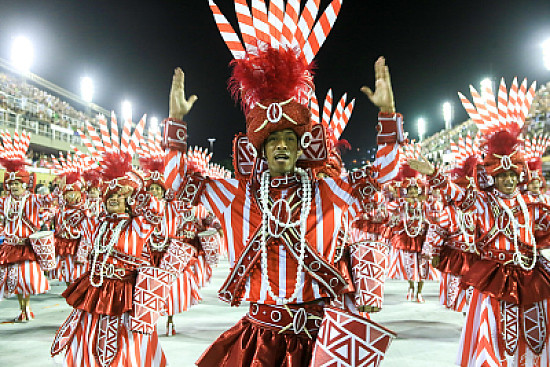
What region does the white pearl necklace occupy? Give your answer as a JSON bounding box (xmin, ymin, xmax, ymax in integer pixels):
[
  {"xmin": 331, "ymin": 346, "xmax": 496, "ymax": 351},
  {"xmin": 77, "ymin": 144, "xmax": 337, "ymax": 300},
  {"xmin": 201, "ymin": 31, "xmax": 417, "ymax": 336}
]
[
  {"xmin": 456, "ymin": 208, "xmax": 477, "ymax": 254},
  {"xmin": 89, "ymin": 218, "xmax": 128, "ymax": 287},
  {"xmin": 4, "ymin": 193, "xmax": 28, "ymax": 237},
  {"xmin": 259, "ymin": 167, "xmax": 312, "ymax": 304},
  {"xmin": 494, "ymin": 194, "xmax": 537, "ymax": 271},
  {"xmin": 403, "ymin": 201, "xmax": 423, "ymax": 238}
]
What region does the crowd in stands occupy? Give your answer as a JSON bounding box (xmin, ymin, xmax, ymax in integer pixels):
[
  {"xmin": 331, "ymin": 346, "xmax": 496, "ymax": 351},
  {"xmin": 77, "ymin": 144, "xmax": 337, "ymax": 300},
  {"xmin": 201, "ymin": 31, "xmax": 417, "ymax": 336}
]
[{"xmin": 0, "ymin": 72, "xmax": 91, "ymax": 131}]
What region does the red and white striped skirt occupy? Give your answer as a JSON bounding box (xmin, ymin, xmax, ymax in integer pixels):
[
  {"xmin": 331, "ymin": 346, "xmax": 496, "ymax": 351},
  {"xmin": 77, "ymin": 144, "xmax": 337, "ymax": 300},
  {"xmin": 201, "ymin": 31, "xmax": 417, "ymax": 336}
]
[
  {"xmin": 60, "ymin": 312, "xmax": 167, "ymax": 367},
  {"xmin": 439, "ymin": 272, "xmax": 470, "ymax": 312},
  {"xmin": 0, "ymin": 260, "xmax": 50, "ymax": 298},
  {"xmin": 164, "ymin": 266, "xmax": 201, "ymax": 316},
  {"xmin": 192, "ymin": 255, "xmax": 212, "ymax": 288},
  {"xmin": 48, "ymin": 255, "xmax": 87, "ymax": 283},
  {"xmin": 458, "ymin": 288, "xmax": 550, "ymax": 367}
]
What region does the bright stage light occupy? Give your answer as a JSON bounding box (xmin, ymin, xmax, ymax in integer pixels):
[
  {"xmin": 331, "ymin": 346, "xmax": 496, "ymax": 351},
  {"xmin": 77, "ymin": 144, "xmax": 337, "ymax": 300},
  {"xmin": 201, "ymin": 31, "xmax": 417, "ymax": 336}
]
[
  {"xmin": 10, "ymin": 36, "xmax": 34, "ymax": 73},
  {"xmin": 80, "ymin": 77, "xmax": 94, "ymax": 103},
  {"xmin": 122, "ymin": 100, "xmax": 132, "ymax": 122},
  {"xmin": 149, "ymin": 117, "xmax": 159, "ymax": 132},
  {"xmin": 543, "ymin": 38, "xmax": 550, "ymax": 71},
  {"xmin": 443, "ymin": 102, "xmax": 452, "ymax": 130},
  {"xmin": 418, "ymin": 117, "xmax": 426, "ymax": 141}
]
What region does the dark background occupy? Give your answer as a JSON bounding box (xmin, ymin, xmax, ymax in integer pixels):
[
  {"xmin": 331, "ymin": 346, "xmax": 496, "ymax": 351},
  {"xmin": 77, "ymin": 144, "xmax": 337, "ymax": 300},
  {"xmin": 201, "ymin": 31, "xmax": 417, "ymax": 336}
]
[{"xmin": 1, "ymin": 0, "xmax": 549, "ymax": 167}]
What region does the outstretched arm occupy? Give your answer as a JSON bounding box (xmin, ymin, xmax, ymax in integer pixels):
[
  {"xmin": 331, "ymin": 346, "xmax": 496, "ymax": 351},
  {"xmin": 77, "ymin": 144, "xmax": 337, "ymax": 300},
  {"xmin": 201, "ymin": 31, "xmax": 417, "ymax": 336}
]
[
  {"xmin": 360, "ymin": 56, "xmax": 395, "ymax": 114},
  {"xmin": 169, "ymin": 67, "xmax": 198, "ymax": 120}
]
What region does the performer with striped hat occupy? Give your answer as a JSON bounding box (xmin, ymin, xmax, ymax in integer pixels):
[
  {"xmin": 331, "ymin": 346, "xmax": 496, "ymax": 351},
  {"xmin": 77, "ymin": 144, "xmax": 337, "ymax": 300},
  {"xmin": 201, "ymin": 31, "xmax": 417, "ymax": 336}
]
[
  {"xmin": 523, "ymin": 135, "xmax": 550, "ymax": 202},
  {"xmin": 410, "ymin": 78, "xmax": 550, "ymax": 366},
  {"xmin": 162, "ymin": 1, "xmax": 402, "ymax": 365},
  {"xmin": 0, "ymin": 131, "xmax": 57, "ymax": 322}
]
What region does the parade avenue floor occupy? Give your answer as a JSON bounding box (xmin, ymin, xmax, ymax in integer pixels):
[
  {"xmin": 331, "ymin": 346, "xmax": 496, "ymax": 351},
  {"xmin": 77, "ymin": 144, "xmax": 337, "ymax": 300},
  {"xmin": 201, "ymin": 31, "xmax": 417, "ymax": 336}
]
[{"xmin": 0, "ymin": 260, "xmax": 465, "ymax": 367}]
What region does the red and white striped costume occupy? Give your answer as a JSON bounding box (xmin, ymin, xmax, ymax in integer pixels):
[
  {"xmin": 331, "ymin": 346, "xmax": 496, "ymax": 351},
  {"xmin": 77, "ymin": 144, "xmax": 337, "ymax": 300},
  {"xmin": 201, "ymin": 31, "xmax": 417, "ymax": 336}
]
[
  {"xmin": 0, "ymin": 192, "xmax": 56, "ymax": 298},
  {"xmin": 49, "ymin": 203, "xmax": 89, "ymax": 283},
  {"xmin": 386, "ymin": 199, "xmax": 439, "ymax": 282},
  {"xmin": 52, "ymin": 198, "xmax": 168, "ymax": 367}
]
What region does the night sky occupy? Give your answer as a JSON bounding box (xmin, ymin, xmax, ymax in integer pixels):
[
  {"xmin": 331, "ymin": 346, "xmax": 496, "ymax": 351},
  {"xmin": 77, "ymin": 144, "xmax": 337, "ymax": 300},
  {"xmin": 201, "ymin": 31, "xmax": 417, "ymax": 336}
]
[{"xmin": 0, "ymin": 0, "xmax": 549, "ymax": 167}]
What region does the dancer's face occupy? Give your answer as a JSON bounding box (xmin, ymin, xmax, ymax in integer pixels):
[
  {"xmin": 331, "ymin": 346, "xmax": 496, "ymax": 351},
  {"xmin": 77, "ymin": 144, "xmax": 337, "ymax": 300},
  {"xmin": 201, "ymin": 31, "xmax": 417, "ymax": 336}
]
[
  {"xmin": 263, "ymin": 129, "xmax": 302, "ymax": 177},
  {"xmin": 406, "ymin": 185, "xmax": 419, "ymax": 198},
  {"xmin": 494, "ymin": 170, "xmax": 518, "ymax": 195},
  {"xmin": 527, "ymin": 179, "xmax": 541, "ymax": 194},
  {"xmin": 64, "ymin": 190, "xmax": 81, "ymax": 205},
  {"xmin": 9, "ymin": 181, "xmax": 25, "ymax": 198},
  {"xmin": 106, "ymin": 192, "xmax": 127, "ymax": 214},
  {"xmin": 147, "ymin": 183, "xmax": 165, "ymax": 200},
  {"xmin": 88, "ymin": 187, "xmax": 100, "ymax": 199}
]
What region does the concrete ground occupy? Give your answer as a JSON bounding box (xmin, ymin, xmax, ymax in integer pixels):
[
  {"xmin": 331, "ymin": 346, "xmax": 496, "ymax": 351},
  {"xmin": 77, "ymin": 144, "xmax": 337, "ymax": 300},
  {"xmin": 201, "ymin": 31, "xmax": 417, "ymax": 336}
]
[{"xmin": 0, "ymin": 261, "xmax": 464, "ymax": 367}]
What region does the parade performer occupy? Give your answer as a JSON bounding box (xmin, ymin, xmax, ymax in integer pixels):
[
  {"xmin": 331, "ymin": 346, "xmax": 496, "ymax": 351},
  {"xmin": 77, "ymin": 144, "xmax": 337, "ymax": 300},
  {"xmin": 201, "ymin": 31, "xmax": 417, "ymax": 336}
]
[
  {"xmin": 51, "ymin": 114, "xmax": 170, "ymax": 367},
  {"xmin": 48, "ymin": 154, "xmax": 92, "ymax": 285},
  {"xmin": 0, "ymin": 131, "xmax": 56, "ymax": 322},
  {"xmin": 161, "ymin": 2, "xmax": 401, "ymax": 366},
  {"xmin": 82, "ymin": 167, "xmax": 103, "ymax": 217},
  {"xmin": 386, "ymin": 152, "xmax": 438, "ymax": 303},
  {"xmin": 430, "ymin": 135, "xmax": 480, "ymax": 312},
  {"xmin": 410, "ymin": 78, "xmax": 550, "ymax": 366},
  {"xmin": 523, "ymin": 135, "xmax": 550, "ymax": 202}
]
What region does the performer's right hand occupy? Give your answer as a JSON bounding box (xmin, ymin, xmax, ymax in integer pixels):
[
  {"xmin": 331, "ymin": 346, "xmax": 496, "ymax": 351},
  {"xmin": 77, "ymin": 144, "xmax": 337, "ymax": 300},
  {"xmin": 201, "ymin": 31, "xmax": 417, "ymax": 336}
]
[
  {"xmin": 169, "ymin": 67, "xmax": 198, "ymax": 120},
  {"xmin": 408, "ymin": 153, "xmax": 435, "ymax": 176}
]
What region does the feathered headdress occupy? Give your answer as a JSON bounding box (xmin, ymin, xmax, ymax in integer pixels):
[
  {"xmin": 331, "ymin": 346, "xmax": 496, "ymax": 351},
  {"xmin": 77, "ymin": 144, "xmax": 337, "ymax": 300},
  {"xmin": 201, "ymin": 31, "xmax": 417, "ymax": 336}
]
[
  {"xmin": 449, "ymin": 133, "xmax": 481, "ymax": 188},
  {"xmin": 459, "ymin": 78, "xmax": 536, "ymax": 182},
  {"xmin": 78, "ymin": 112, "xmax": 146, "ymax": 202},
  {"xmin": 312, "ymin": 89, "xmax": 354, "ymax": 178},
  {"xmin": 209, "ymin": 0, "xmax": 343, "ymax": 150},
  {"xmin": 398, "ymin": 142, "xmax": 424, "ymax": 192},
  {"xmin": 0, "ymin": 131, "xmax": 34, "ymax": 190},
  {"xmin": 138, "ymin": 124, "xmax": 166, "ymax": 190}
]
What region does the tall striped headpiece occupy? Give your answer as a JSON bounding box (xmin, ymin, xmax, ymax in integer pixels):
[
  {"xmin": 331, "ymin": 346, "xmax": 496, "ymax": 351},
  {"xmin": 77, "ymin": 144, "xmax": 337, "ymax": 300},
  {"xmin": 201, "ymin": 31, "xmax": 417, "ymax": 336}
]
[
  {"xmin": 78, "ymin": 112, "xmax": 146, "ymax": 199},
  {"xmin": 459, "ymin": 77, "xmax": 536, "ymax": 178},
  {"xmin": 48, "ymin": 151, "xmax": 95, "ymax": 193},
  {"xmin": 209, "ymin": 0, "xmax": 343, "ymax": 150},
  {"xmin": 138, "ymin": 125, "xmax": 166, "ymax": 190},
  {"xmin": 523, "ymin": 135, "xmax": 549, "ymax": 186},
  {"xmin": 449, "ymin": 133, "xmax": 481, "ymax": 187}
]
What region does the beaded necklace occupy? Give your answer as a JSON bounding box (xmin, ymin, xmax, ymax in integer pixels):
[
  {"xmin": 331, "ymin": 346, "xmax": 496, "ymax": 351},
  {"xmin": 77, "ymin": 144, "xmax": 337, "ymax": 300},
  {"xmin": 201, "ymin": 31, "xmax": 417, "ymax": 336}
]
[
  {"xmin": 259, "ymin": 167, "xmax": 312, "ymax": 304},
  {"xmin": 89, "ymin": 218, "xmax": 128, "ymax": 287}
]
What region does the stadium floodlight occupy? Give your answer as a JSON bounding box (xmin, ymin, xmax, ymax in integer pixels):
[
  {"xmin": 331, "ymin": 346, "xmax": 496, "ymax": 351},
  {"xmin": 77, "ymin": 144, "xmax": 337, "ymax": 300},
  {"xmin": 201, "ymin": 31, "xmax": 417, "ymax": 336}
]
[
  {"xmin": 80, "ymin": 77, "xmax": 94, "ymax": 103},
  {"xmin": 443, "ymin": 102, "xmax": 452, "ymax": 130},
  {"xmin": 418, "ymin": 117, "xmax": 426, "ymax": 141},
  {"xmin": 149, "ymin": 117, "xmax": 159, "ymax": 132},
  {"xmin": 10, "ymin": 36, "xmax": 34, "ymax": 73},
  {"xmin": 480, "ymin": 78, "xmax": 493, "ymax": 93},
  {"xmin": 121, "ymin": 100, "xmax": 132, "ymax": 122},
  {"xmin": 543, "ymin": 38, "xmax": 550, "ymax": 71}
]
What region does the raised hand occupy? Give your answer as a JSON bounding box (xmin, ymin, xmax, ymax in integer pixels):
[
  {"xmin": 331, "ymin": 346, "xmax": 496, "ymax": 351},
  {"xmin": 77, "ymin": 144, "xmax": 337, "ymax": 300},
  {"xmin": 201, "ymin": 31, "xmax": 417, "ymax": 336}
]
[
  {"xmin": 408, "ymin": 154, "xmax": 435, "ymax": 176},
  {"xmin": 169, "ymin": 67, "xmax": 198, "ymax": 120},
  {"xmin": 360, "ymin": 56, "xmax": 395, "ymax": 113}
]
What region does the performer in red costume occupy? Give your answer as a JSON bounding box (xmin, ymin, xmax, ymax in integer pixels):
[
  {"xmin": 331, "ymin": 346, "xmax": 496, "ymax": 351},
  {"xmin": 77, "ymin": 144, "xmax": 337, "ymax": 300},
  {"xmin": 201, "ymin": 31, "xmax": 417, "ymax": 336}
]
[
  {"xmin": 410, "ymin": 78, "xmax": 550, "ymax": 366},
  {"xmin": 0, "ymin": 131, "xmax": 56, "ymax": 322},
  {"xmin": 82, "ymin": 167, "xmax": 103, "ymax": 217},
  {"xmin": 162, "ymin": 2, "xmax": 402, "ymax": 366},
  {"xmin": 522, "ymin": 135, "xmax": 550, "ymax": 203},
  {"xmin": 51, "ymin": 115, "xmax": 170, "ymax": 367}
]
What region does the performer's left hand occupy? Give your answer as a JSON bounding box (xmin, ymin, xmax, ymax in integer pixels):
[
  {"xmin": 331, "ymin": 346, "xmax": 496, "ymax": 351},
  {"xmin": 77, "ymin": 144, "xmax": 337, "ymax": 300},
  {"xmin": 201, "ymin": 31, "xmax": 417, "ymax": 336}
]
[
  {"xmin": 360, "ymin": 56, "xmax": 395, "ymax": 114},
  {"xmin": 169, "ymin": 67, "xmax": 198, "ymax": 120},
  {"xmin": 408, "ymin": 154, "xmax": 435, "ymax": 176}
]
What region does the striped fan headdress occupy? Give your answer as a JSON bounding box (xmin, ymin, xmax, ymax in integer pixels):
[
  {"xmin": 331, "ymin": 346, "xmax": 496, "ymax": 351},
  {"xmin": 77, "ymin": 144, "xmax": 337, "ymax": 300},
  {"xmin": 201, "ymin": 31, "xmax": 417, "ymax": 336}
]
[
  {"xmin": 78, "ymin": 112, "xmax": 146, "ymax": 201},
  {"xmin": 459, "ymin": 77, "xmax": 536, "ymax": 179},
  {"xmin": 312, "ymin": 89, "xmax": 354, "ymax": 178},
  {"xmin": 138, "ymin": 125, "xmax": 166, "ymax": 190},
  {"xmin": 449, "ymin": 133, "xmax": 481, "ymax": 188},
  {"xmin": 397, "ymin": 142, "xmax": 424, "ymax": 191},
  {"xmin": 523, "ymin": 135, "xmax": 549, "ymax": 188},
  {"xmin": 209, "ymin": 0, "xmax": 343, "ymax": 150},
  {"xmin": 0, "ymin": 130, "xmax": 34, "ymax": 189},
  {"xmin": 49, "ymin": 151, "xmax": 94, "ymax": 193}
]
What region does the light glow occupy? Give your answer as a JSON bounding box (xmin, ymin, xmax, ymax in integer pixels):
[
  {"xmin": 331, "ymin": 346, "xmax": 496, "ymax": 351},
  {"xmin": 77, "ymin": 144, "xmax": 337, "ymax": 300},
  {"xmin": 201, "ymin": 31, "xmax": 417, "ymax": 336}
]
[
  {"xmin": 121, "ymin": 100, "xmax": 132, "ymax": 122},
  {"xmin": 10, "ymin": 36, "xmax": 34, "ymax": 73},
  {"xmin": 80, "ymin": 77, "xmax": 94, "ymax": 103}
]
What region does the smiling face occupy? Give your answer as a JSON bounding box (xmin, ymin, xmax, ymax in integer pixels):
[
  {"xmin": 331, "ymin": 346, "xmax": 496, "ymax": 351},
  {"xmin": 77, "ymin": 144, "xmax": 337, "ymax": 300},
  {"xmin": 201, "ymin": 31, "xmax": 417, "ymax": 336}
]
[
  {"xmin": 8, "ymin": 181, "xmax": 25, "ymax": 198},
  {"xmin": 527, "ymin": 178, "xmax": 542, "ymax": 194},
  {"xmin": 106, "ymin": 192, "xmax": 127, "ymax": 214},
  {"xmin": 494, "ymin": 170, "xmax": 518, "ymax": 195},
  {"xmin": 263, "ymin": 129, "xmax": 302, "ymax": 177}
]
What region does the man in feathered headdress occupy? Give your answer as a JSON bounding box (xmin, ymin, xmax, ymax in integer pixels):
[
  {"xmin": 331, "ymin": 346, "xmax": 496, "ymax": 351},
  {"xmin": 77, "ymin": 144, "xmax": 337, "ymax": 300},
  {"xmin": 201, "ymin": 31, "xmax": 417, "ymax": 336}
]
[
  {"xmin": 410, "ymin": 78, "xmax": 550, "ymax": 366},
  {"xmin": 161, "ymin": 2, "xmax": 403, "ymax": 365}
]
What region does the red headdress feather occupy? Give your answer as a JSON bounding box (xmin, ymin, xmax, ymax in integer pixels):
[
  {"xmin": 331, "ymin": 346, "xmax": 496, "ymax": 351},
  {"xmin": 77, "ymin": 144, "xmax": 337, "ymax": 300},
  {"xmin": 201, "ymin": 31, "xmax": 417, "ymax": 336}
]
[
  {"xmin": 101, "ymin": 152, "xmax": 133, "ymax": 181},
  {"xmin": 0, "ymin": 157, "xmax": 29, "ymax": 173},
  {"xmin": 528, "ymin": 159, "xmax": 543, "ymax": 172},
  {"xmin": 229, "ymin": 45, "xmax": 313, "ymax": 113},
  {"xmin": 486, "ymin": 129, "xmax": 521, "ymax": 157},
  {"xmin": 139, "ymin": 157, "xmax": 164, "ymax": 173},
  {"xmin": 63, "ymin": 171, "xmax": 82, "ymax": 185},
  {"xmin": 451, "ymin": 155, "xmax": 479, "ymax": 179}
]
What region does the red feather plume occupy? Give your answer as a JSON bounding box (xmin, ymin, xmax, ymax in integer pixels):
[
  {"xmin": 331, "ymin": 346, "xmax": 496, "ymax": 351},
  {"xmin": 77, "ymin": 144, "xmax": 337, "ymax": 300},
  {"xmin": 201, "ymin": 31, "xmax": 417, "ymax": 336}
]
[
  {"xmin": 101, "ymin": 152, "xmax": 133, "ymax": 181},
  {"xmin": 0, "ymin": 157, "xmax": 28, "ymax": 173},
  {"xmin": 397, "ymin": 163, "xmax": 419, "ymax": 180},
  {"xmin": 451, "ymin": 155, "xmax": 479, "ymax": 178},
  {"xmin": 63, "ymin": 171, "xmax": 82, "ymax": 185},
  {"xmin": 229, "ymin": 45, "xmax": 313, "ymax": 113},
  {"xmin": 140, "ymin": 157, "xmax": 164, "ymax": 173},
  {"xmin": 528, "ymin": 159, "xmax": 543, "ymax": 172},
  {"xmin": 486, "ymin": 130, "xmax": 521, "ymax": 156}
]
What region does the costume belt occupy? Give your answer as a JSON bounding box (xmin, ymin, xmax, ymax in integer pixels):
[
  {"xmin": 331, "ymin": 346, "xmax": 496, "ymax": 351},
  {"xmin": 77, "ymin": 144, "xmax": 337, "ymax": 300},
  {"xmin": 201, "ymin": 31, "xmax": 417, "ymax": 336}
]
[
  {"xmin": 3, "ymin": 234, "xmax": 29, "ymax": 246},
  {"xmin": 246, "ymin": 303, "xmax": 324, "ymax": 338},
  {"xmin": 92, "ymin": 262, "xmax": 131, "ymax": 280},
  {"xmin": 480, "ymin": 248, "xmax": 533, "ymax": 264},
  {"xmin": 446, "ymin": 240, "xmax": 477, "ymax": 254}
]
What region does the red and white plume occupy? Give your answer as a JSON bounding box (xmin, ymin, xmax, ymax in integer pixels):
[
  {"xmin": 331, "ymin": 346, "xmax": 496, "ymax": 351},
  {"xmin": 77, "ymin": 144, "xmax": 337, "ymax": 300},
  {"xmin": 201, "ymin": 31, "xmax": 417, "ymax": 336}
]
[{"xmin": 311, "ymin": 88, "xmax": 355, "ymax": 145}]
